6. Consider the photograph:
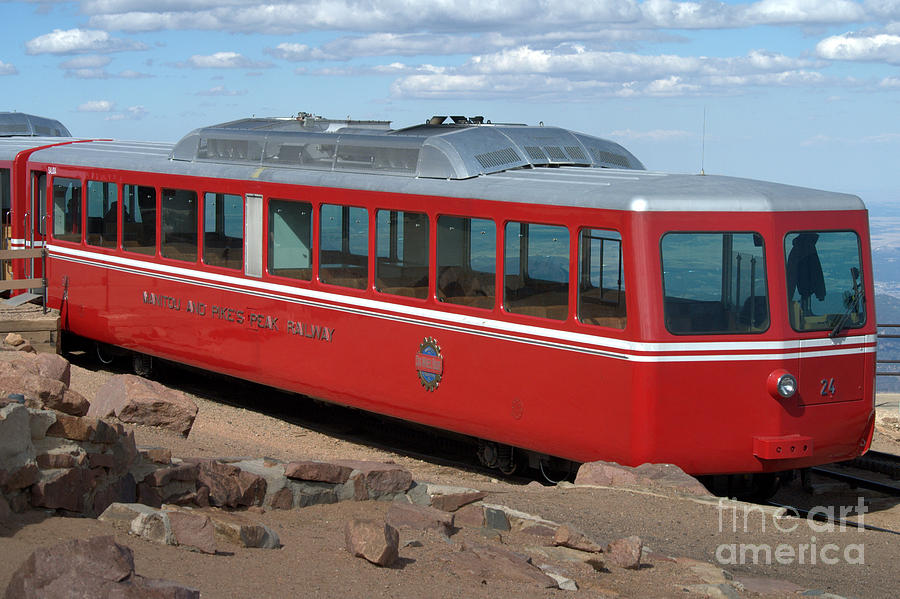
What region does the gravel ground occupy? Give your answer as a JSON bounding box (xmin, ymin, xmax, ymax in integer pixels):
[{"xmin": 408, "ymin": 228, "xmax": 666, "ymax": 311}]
[{"xmin": 2, "ymin": 353, "xmax": 899, "ymax": 598}]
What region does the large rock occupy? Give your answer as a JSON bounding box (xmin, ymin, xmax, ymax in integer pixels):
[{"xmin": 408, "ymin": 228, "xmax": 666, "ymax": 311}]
[
  {"xmin": 344, "ymin": 519, "xmax": 399, "ymax": 567},
  {"xmin": 284, "ymin": 460, "xmax": 353, "ymax": 484},
  {"xmin": 46, "ymin": 415, "xmax": 120, "ymax": 444},
  {"xmin": 386, "ymin": 501, "xmax": 454, "ymax": 535},
  {"xmin": 553, "ymin": 523, "xmax": 603, "ymax": 553},
  {"xmin": 332, "ymin": 460, "xmax": 412, "ymax": 499},
  {"xmin": 0, "ymin": 403, "xmax": 36, "ymax": 477},
  {"xmin": 89, "ymin": 375, "xmax": 198, "ymax": 436},
  {"xmin": 168, "ymin": 511, "xmax": 216, "ymax": 554},
  {"xmin": 575, "ymin": 460, "xmax": 712, "ymax": 497},
  {"xmin": 3, "ymin": 535, "xmax": 199, "ymax": 598},
  {"xmin": 195, "ymin": 460, "xmax": 267, "ymax": 508},
  {"xmin": 0, "ymin": 362, "xmax": 71, "ymax": 414},
  {"xmin": 9, "ymin": 353, "xmax": 72, "ymax": 387},
  {"xmin": 605, "ymin": 535, "xmax": 643, "ymax": 569},
  {"xmin": 443, "ymin": 542, "xmax": 558, "ymax": 589}
]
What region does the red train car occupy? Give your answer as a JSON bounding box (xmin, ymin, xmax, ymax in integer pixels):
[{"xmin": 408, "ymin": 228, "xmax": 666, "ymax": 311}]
[{"xmin": 2, "ymin": 113, "xmax": 876, "ymax": 479}]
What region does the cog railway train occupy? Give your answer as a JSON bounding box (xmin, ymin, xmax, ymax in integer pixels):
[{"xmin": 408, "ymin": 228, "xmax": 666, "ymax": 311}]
[{"xmin": 0, "ymin": 111, "xmax": 876, "ymax": 482}]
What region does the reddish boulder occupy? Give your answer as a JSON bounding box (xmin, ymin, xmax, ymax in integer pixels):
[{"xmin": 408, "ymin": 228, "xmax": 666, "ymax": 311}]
[
  {"xmin": 46, "ymin": 415, "xmax": 120, "ymax": 444},
  {"xmin": 168, "ymin": 511, "xmax": 216, "ymax": 554},
  {"xmin": 4, "ymin": 535, "xmax": 199, "ymax": 598},
  {"xmin": 11, "ymin": 353, "xmax": 72, "ymax": 387},
  {"xmin": 284, "ymin": 460, "xmax": 353, "ymax": 483},
  {"xmin": 89, "ymin": 375, "xmax": 198, "ymax": 436},
  {"xmin": 195, "ymin": 460, "xmax": 266, "ymax": 508},
  {"xmin": 344, "ymin": 519, "xmax": 399, "ymax": 567},
  {"xmin": 30, "ymin": 467, "xmax": 93, "ymax": 512},
  {"xmin": 575, "ymin": 460, "xmax": 711, "ymax": 497},
  {"xmin": 332, "ymin": 460, "xmax": 412, "ymax": 498},
  {"xmin": 444, "ymin": 542, "xmax": 557, "ymax": 588},
  {"xmin": 606, "ymin": 535, "xmax": 643, "ymax": 569}
]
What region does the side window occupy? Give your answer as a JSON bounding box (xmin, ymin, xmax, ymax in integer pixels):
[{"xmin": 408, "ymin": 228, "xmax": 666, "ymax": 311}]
[
  {"xmin": 203, "ymin": 192, "xmax": 243, "ymax": 269},
  {"xmin": 52, "ymin": 177, "xmax": 82, "ymax": 243},
  {"xmin": 437, "ymin": 215, "xmax": 495, "ymax": 309},
  {"xmin": 161, "ymin": 188, "xmax": 198, "ymax": 262},
  {"xmin": 122, "ymin": 184, "xmax": 157, "ymax": 256},
  {"xmin": 268, "ymin": 199, "xmax": 312, "ymax": 280},
  {"xmin": 320, "ymin": 204, "xmax": 368, "ymax": 289},
  {"xmin": 661, "ymin": 232, "xmax": 769, "ymax": 334},
  {"xmin": 504, "ymin": 222, "xmax": 569, "ymax": 320},
  {"xmin": 375, "ymin": 210, "xmax": 428, "ymax": 299},
  {"xmin": 579, "ymin": 229, "xmax": 625, "ymax": 328},
  {"xmin": 86, "ymin": 181, "xmax": 118, "ymax": 249}
]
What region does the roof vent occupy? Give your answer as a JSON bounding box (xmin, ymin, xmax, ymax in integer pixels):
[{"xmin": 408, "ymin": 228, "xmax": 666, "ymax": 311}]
[{"xmin": 475, "ymin": 147, "xmax": 521, "ymax": 169}]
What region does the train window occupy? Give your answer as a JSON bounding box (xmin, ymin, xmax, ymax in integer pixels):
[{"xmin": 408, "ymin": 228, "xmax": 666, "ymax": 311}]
[
  {"xmin": 785, "ymin": 231, "xmax": 865, "ymax": 333},
  {"xmin": 203, "ymin": 192, "xmax": 243, "ymax": 270},
  {"xmin": 320, "ymin": 204, "xmax": 368, "ymax": 289},
  {"xmin": 122, "ymin": 185, "xmax": 157, "ymax": 256},
  {"xmin": 268, "ymin": 199, "xmax": 312, "ymax": 280},
  {"xmin": 504, "ymin": 222, "xmax": 569, "ymax": 321},
  {"xmin": 376, "ymin": 210, "xmax": 428, "ymax": 299},
  {"xmin": 51, "ymin": 177, "xmax": 82, "ymax": 243},
  {"xmin": 661, "ymin": 232, "xmax": 769, "ymax": 335},
  {"xmin": 437, "ymin": 216, "xmax": 495, "ymax": 309},
  {"xmin": 86, "ymin": 181, "xmax": 118, "ymax": 249},
  {"xmin": 578, "ymin": 229, "xmax": 625, "ymax": 328},
  {"xmin": 161, "ymin": 188, "xmax": 198, "ymax": 262}
]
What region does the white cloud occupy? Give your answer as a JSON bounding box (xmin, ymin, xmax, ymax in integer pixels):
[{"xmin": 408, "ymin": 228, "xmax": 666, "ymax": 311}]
[
  {"xmin": 59, "ymin": 55, "xmax": 112, "ymax": 69},
  {"xmin": 106, "ymin": 106, "xmax": 148, "ymax": 121},
  {"xmin": 0, "ymin": 60, "xmax": 17, "ymax": 75},
  {"xmin": 740, "ymin": 0, "xmax": 866, "ymax": 24},
  {"xmin": 195, "ymin": 85, "xmax": 247, "ymax": 96},
  {"xmin": 185, "ymin": 51, "xmax": 271, "ymax": 69},
  {"xmin": 25, "ymin": 28, "xmax": 146, "ymax": 55},
  {"xmin": 817, "ymin": 32, "xmax": 900, "ymax": 64},
  {"xmin": 78, "ymin": 100, "xmax": 115, "ymax": 112},
  {"xmin": 881, "ymin": 76, "xmax": 900, "ymax": 87}
]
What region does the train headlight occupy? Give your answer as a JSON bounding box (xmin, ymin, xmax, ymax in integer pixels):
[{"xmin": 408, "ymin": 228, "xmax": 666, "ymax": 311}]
[{"xmin": 767, "ymin": 369, "xmax": 798, "ymax": 399}]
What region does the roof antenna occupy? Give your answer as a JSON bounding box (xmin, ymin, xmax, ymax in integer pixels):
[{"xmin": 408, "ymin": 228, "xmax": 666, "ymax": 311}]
[{"xmin": 700, "ymin": 106, "xmax": 707, "ymax": 176}]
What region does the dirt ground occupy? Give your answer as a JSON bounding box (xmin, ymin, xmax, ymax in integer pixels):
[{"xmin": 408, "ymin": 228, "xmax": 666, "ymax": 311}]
[{"xmin": 2, "ymin": 355, "xmax": 899, "ymax": 598}]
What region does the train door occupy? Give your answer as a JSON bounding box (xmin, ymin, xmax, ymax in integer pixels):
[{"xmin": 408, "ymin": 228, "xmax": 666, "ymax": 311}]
[{"xmin": 27, "ymin": 170, "xmax": 46, "ymax": 281}]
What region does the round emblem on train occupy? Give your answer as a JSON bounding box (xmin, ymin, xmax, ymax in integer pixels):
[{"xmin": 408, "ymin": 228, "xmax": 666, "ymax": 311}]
[{"xmin": 415, "ymin": 337, "xmax": 443, "ymax": 392}]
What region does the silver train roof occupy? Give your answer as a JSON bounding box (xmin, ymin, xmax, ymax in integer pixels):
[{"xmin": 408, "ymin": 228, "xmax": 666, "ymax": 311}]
[
  {"xmin": 5, "ymin": 115, "xmax": 864, "ymax": 213},
  {"xmin": 0, "ymin": 112, "xmax": 71, "ymax": 138}
]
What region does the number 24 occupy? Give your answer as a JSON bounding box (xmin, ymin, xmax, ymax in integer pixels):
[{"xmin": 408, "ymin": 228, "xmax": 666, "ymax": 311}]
[{"xmin": 820, "ymin": 378, "xmax": 836, "ymax": 396}]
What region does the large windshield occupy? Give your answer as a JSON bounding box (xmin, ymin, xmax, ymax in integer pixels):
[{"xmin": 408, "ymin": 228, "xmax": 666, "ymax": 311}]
[
  {"xmin": 661, "ymin": 232, "xmax": 769, "ymax": 335},
  {"xmin": 785, "ymin": 231, "xmax": 865, "ymax": 333}
]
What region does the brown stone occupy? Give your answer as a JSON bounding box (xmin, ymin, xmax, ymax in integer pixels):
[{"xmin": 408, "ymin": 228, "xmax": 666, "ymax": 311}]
[
  {"xmin": 168, "ymin": 511, "xmax": 217, "ymax": 554},
  {"xmin": 3, "ymin": 462, "xmax": 39, "ymax": 491},
  {"xmin": 205, "ymin": 509, "xmax": 281, "ymax": 549},
  {"xmin": 0, "ymin": 363, "xmax": 68, "ymax": 411},
  {"xmin": 31, "ymin": 468, "xmax": 93, "ymax": 512},
  {"xmin": 385, "ymin": 501, "xmax": 454, "ymax": 534},
  {"xmin": 445, "ymin": 542, "xmax": 557, "ymax": 588},
  {"xmin": 196, "ymin": 460, "xmax": 266, "ymax": 508},
  {"xmin": 284, "ymin": 460, "xmax": 353, "ymax": 483},
  {"xmin": 430, "ymin": 491, "xmax": 487, "ymax": 512},
  {"xmin": 144, "ymin": 463, "xmax": 200, "ymax": 487},
  {"xmin": 36, "ymin": 453, "xmax": 77, "ymax": 470},
  {"xmin": 573, "ymin": 461, "xmax": 643, "ymax": 487},
  {"xmin": 553, "ymin": 523, "xmax": 603, "ymax": 553},
  {"xmin": 452, "ymin": 503, "xmax": 485, "ymax": 528},
  {"xmin": 141, "ymin": 447, "xmax": 172, "ymax": 464},
  {"xmin": 89, "ymin": 374, "xmax": 198, "ymax": 436},
  {"xmin": 11, "ymin": 353, "xmax": 72, "ymax": 387},
  {"xmin": 344, "ymin": 519, "xmax": 399, "ymax": 567},
  {"xmin": 91, "ymin": 474, "xmax": 137, "ymax": 517},
  {"xmin": 4, "ymin": 535, "xmax": 200, "ymax": 598},
  {"xmin": 574, "ymin": 460, "xmax": 711, "ymax": 497},
  {"xmin": 332, "ymin": 460, "xmax": 412, "ymax": 497},
  {"xmin": 605, "ymin": 535, "xmax": 643, "ymax": 569},
  {"xmin": 46, "ymin": 415, "xmax": 120, "ymax": 444},
  {"xmin": 270, "ymin": 487, "xmax": 293, "ymax": 510},
  {"xmin": 88, "ymin": 452, "xmax": 115, "ymax": 470},
  {"xmin": 632, "ymin": 463, "xmax": 713, "ymax": 497}
]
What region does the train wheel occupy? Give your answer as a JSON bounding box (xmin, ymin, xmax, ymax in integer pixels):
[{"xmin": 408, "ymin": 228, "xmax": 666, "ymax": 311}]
[
  {"xmin": 476, "ymin": 441, "xmax": 517, "ymax": 475},
  {"xmin": 95, "ymin": 342, "xmax": 116, "ymax": 366},
  {"xmin": 133, "ymin": 353, "xmax": 153, "ymax": 378}
]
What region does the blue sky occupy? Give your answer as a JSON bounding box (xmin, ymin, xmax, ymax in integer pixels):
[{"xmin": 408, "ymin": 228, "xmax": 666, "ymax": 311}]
[{"xmin": 1, "ymin": 0, "xmax": 899, "ymax": 204}]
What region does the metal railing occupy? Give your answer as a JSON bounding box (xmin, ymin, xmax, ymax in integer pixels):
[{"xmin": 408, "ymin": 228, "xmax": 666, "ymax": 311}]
[
  {"xmin": 877, "ymin": 324, "xmax": 900, "ymax": 377},
  {"xmin": 0, "ymin": 248, "xmax": 47, "ymax": 314}
]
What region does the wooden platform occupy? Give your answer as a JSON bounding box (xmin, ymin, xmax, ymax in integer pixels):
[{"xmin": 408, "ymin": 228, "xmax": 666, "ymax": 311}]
[{"xmin": 0, "ymin": 299, "xmax": 60, "ymax": 353}]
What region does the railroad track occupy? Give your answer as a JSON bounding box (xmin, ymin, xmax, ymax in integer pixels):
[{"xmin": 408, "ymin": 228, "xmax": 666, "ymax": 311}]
[{"xmin": 811, "ymin": 450, "xmax": 900, "ymax": 496}]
